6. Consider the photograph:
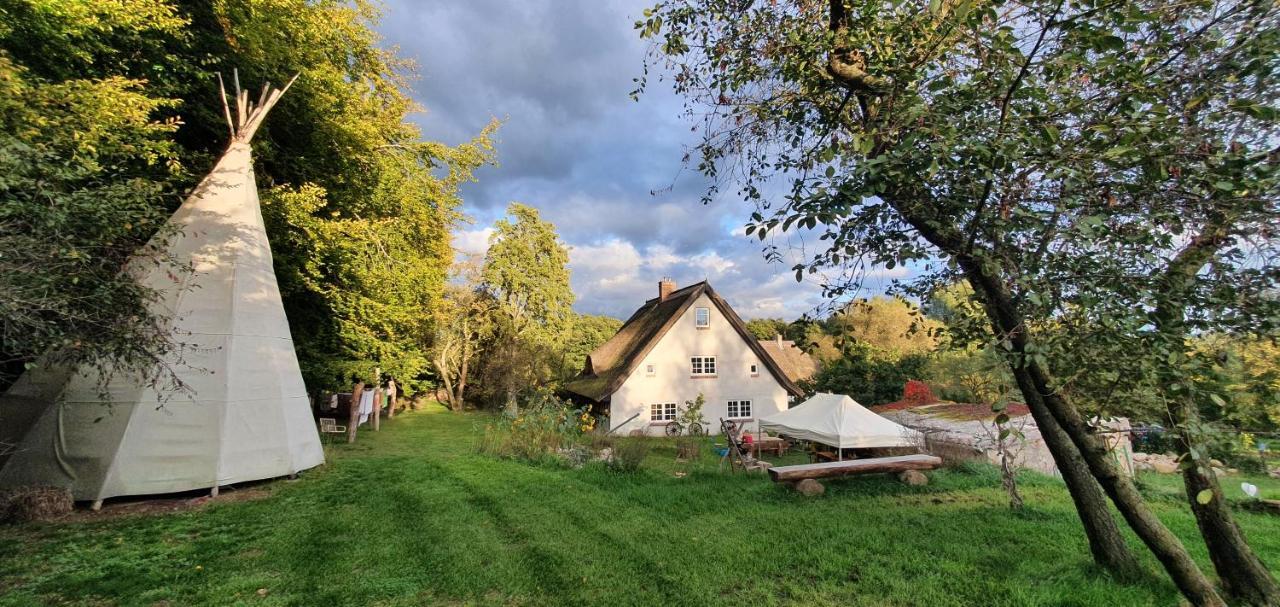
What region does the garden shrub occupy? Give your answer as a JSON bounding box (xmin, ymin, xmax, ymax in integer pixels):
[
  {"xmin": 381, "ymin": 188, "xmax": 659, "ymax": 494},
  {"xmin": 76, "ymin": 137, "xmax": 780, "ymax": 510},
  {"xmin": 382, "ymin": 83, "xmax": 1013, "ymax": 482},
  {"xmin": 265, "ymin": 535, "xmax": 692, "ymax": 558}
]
[
  {"xmin": 607, "ymin": 438, "xmax": 651, "ymax": 473},
  {"xmin": 479, "ymin": 389, "xmax": 595, "ymax": 464}
]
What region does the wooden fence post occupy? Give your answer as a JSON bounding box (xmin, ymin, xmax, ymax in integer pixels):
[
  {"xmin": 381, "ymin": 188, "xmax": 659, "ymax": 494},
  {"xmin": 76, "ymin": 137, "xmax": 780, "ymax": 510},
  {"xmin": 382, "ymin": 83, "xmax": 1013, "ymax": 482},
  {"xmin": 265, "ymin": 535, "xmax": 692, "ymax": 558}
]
[{"xmin": 348, "ymin": 382, "xmax": 363, "ymax": 443}]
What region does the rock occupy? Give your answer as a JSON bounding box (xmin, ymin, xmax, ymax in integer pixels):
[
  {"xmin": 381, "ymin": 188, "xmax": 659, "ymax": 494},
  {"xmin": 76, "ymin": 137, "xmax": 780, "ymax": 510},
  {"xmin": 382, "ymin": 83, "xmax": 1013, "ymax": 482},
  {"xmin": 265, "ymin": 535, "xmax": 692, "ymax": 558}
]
[
  {"xmin": 898, "ymin": 470, "xmax": 929, "ymax": 486},
  {"xmin": 1151, "ymin": 458, "xmax": 1180, "ymax": 474},
  {"xmin": 1269, "ymin": 468, "xmax": 1280, "ymax": 479},
  {"xmin": 794, "ymin": 479, "xmax": 825, "ymax": 496},
  {"xmin": 1210, "ymin": 458, "xmax": 1225, "ymax": 468},
  {"xmin": 1211, "ymin": 467, "xmax": 1228, "ymax": 478},
  {"xmin": 595, "ymin": 447, "xmax": 613, "ymax": 462}
]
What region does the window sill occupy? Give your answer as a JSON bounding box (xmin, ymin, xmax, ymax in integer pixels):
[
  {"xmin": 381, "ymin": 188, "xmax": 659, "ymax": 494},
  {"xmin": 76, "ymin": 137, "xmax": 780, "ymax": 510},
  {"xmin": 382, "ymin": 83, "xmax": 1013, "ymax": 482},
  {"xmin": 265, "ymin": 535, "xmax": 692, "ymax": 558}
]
[
  {"xmin": 690, "ymin": 375, "xmax": 718, "ymax": 379},
  {"xmin": 695, "ymin": 326, "xmax": 710, "ymax": 330},
  {"xmin": 727, "ymin": 417, "xmax": 754, "ymax": 422},
  {"xmin": 648, "ymin": 421, "xmax": 675, "ymax": 426}
]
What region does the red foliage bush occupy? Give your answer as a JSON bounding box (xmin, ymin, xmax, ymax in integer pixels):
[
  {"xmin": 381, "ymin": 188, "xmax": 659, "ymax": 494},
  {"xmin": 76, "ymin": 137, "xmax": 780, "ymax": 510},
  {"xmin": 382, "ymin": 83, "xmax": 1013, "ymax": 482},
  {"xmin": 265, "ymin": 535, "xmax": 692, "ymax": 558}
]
[{"xmin": 902, "ymin": 380, "xmax": 937, "ymax": 406}]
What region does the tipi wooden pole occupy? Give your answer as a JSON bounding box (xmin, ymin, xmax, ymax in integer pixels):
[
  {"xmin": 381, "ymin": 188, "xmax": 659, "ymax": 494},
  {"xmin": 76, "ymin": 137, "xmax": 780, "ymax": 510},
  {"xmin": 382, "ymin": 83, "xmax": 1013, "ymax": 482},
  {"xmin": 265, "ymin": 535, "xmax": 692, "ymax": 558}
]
[
  {"xmin": 374, "ymin": 366, "xmax": 383, "ymax": 426},
  {"xmin": 348, "ymin": 381, "xmax": 364, "ymax": 443}
]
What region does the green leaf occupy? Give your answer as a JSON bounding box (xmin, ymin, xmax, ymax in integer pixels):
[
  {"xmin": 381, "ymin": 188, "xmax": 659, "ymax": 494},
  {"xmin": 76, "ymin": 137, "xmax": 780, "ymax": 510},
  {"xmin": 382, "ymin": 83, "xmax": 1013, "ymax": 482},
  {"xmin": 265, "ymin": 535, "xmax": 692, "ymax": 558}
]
[
  {"xmin": 1099, "ymin": 35, "xmax": 1125, "ymax": 51},
  {"xmin": 1213, "ymin": 181, "xmax": 1234, "ymax": 191}
]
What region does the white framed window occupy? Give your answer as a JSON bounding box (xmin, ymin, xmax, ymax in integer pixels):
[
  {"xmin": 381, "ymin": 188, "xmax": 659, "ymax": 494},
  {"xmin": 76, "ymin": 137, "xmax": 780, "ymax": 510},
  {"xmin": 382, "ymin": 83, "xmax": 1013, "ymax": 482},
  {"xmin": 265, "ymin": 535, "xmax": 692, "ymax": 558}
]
[
  {"xmin": 650, "ymin": 402, "xmax": 676, "ymax": 421},
  {"xmin": 691, "ymin": 356, "xmax": 717, "ymax": 376},
  {"xmin": 749, "ymin": 363, "xmax": 759, "ymax": 376},
  {"xmin": 695, "ymin": 307, "xmax": 710, "ymax": 328},
  {"xmin": 727, "ymin": 400, "xmax": 752, "ymax": 419},
  {"xmin": 645, "ymin": 364, "xmax": 656, "ymax": 377}
]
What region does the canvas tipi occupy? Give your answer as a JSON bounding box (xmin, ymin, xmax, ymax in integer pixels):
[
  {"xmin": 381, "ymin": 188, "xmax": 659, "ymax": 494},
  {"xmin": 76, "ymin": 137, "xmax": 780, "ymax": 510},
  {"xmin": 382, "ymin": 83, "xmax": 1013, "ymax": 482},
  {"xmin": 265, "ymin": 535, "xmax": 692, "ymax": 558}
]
[{"xmin": 0, "ymin": 74, "xmax": 324, "ymax": 506}]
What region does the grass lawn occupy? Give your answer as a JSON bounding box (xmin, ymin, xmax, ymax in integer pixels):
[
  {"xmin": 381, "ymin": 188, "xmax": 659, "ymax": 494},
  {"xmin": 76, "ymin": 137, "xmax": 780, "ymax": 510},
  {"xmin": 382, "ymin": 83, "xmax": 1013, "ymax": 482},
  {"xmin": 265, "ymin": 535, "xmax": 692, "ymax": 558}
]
[{"xmin": 2, "ymin": 404, "xmax": 1279, "ymax": 606}]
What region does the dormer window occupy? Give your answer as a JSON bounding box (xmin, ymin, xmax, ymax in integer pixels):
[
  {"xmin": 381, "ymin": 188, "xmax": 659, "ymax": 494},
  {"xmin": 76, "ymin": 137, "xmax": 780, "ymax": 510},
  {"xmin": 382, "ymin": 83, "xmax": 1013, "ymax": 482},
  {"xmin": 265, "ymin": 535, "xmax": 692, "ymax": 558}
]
[
  {"xmin": 749, "ymin": 363, "xmax": 759, "ymax": 376},
  {"xmin": 695, "ymin": 307, "xmax": 710, "ymax": 328},
  {"xmin": 645, "ymin": 364, "xmax": 656, "ymax": 377}
]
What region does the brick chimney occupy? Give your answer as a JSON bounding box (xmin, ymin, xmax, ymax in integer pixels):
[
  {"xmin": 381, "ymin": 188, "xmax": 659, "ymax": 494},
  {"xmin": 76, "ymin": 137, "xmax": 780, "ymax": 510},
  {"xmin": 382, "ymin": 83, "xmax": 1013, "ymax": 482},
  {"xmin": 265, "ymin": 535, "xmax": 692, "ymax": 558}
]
[
  {"xmin": 776, "ymin": 333, "xmax": 783, "ymax": 347},
  {"xmin": 658, "ymin": 277, "xmax": 676, "ymax": 302}
]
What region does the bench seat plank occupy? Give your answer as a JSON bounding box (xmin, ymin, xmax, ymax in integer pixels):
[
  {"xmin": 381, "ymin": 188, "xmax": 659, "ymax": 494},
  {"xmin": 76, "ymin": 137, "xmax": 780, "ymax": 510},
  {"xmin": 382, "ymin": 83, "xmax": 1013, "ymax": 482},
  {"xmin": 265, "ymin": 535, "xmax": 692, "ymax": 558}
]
[{"xmin": 768, "ymin": 454, "xmax": 942, "ymax": 482}]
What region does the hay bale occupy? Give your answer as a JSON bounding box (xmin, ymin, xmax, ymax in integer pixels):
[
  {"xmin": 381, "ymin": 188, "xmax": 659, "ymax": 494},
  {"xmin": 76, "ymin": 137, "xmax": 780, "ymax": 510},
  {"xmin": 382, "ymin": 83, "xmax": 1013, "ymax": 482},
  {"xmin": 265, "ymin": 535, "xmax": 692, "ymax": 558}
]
[{"xmin": 0, "ymin": 486, "xmax": 73, "ymax": 523}]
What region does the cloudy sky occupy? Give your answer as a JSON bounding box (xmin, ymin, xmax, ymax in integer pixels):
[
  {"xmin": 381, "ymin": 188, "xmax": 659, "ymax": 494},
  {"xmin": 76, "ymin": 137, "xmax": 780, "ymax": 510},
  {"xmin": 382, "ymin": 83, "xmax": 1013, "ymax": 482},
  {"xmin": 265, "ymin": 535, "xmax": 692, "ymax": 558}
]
[{"xmin": 377, "ymin": 0, "xmax": 905, "ymax": 320}]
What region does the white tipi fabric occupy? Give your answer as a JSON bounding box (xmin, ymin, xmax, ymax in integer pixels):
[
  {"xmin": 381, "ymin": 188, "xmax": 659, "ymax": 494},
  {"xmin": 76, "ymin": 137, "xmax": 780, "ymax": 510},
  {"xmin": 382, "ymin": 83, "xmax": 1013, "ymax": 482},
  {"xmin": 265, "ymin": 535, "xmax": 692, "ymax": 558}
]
[
  {"xmin": 0, "ymin": 141, "xmax": 324, "ymax": 501},
  {"xmin": 759, "ymin": 392, "xmax": 919, "ymax": 449}
]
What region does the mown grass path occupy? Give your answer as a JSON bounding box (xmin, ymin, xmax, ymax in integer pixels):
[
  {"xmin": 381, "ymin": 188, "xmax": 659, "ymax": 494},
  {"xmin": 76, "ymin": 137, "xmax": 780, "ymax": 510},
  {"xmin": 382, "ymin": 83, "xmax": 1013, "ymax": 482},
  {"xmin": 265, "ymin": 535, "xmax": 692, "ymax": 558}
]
[{"xmin": 2, "ymin": 405, "xmax": 1278, "ymax": 606}]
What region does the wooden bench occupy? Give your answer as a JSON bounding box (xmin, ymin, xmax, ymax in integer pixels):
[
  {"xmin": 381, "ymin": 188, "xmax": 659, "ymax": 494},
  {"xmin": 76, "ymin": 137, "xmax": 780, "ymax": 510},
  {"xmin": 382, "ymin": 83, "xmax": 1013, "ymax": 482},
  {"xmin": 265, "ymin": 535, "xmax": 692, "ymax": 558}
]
[{"xmin": 768, "ymin": 454, "xmax": 942, "ymax": 483}]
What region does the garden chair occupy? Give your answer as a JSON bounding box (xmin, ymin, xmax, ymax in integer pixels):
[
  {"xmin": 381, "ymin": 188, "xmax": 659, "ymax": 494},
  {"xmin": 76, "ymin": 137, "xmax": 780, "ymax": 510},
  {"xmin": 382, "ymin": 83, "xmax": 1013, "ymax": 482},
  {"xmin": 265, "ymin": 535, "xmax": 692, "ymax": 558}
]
[{"xmin": 319, "ymin": 418, "xmax": 346, "ymax": 444}]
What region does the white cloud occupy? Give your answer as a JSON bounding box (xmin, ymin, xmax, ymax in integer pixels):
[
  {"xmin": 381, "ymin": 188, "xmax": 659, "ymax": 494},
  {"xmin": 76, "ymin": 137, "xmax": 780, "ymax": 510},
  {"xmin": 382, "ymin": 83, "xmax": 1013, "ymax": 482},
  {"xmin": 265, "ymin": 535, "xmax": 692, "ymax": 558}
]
[{"xmin": 453, "ymin": 227, "xmax": 494, "ymax": 257}]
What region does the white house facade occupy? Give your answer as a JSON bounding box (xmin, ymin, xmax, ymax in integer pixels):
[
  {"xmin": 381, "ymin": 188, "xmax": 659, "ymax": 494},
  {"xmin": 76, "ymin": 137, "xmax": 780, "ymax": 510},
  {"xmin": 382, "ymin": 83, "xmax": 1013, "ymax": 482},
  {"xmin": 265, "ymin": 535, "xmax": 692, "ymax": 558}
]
[{"xmin": 565, "ymin": 280, "xmax": 806, "ymax": 436}]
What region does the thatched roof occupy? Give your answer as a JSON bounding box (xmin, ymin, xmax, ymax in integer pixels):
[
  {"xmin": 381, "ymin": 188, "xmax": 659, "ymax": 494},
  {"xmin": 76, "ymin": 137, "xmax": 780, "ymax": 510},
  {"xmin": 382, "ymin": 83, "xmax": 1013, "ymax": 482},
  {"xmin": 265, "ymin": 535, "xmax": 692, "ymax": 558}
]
[
  {"xmin": 757, "ymin": 337, "xmax": 818, "ymax": 383},
  {"xmin": 563, "ymin": 281, "xmax": 803, "ymax": 402}
]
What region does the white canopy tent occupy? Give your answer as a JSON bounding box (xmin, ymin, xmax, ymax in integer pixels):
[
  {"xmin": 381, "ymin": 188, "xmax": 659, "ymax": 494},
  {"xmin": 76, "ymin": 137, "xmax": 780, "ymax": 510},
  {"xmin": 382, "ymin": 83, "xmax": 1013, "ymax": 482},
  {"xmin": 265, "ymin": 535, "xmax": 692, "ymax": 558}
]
[
  {"xmin": 759, "ymin": 393, "xmax": 920, "ymax": 453},
  {"xmin": 0, "ymin": 75, "xmax": 324, "ymax": 505}
]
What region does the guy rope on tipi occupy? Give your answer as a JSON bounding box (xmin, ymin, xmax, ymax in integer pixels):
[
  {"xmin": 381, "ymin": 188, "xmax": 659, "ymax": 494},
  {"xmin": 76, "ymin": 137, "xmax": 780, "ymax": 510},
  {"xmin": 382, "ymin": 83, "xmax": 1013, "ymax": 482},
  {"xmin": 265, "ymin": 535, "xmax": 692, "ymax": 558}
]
[{"xmin": 0, "ymin": 73, "xmax": 325, "ymax": 509}]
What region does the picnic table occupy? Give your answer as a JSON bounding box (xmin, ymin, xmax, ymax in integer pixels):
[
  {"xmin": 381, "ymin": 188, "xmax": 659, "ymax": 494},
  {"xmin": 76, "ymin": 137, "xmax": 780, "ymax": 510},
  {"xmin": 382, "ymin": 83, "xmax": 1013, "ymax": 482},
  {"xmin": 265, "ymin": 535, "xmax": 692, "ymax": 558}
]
[{"xmin": 743, "ymin": 437, "xmax": 789, "ymax": 457}]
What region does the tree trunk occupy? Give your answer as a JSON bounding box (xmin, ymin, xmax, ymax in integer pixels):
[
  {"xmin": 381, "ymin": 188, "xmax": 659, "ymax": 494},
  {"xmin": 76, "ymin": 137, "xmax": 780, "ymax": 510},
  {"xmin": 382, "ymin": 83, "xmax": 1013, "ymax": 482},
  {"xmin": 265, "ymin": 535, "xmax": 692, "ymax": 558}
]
[
  {"xmin": 959, "ymin": 255, "xmax": 1224, "ymax": 606},
  {"xmin": 891, "ymin": 197, "xmax": 1220, "ymax": 603},
  {"xmin": 1152, "ymin": 221, "xmax": 1280, "ymax": 605},
  {"xmin": 1020, "ymin": 387, "xmax": 1142, "ymax": 578},
  {"xmin": 435, "ymin": 354, "xmax": 457, "ymax": 411},
  {"xmin": 890, "ymin": 198, "xmax": 1141, "ymax": 579},
  {"xmin": 455, "ymin": 340, "xmax": 471, "ymax": 412},
  {"xmin": 1181, "ymin": 434, "xmax": 1279, "ymax": 605}
]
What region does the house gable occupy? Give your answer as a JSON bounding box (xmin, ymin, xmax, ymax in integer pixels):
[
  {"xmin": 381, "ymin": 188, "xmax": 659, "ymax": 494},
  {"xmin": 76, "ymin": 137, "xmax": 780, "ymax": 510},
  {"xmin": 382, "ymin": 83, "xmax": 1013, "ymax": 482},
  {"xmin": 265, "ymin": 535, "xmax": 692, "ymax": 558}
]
[{"xmin": 564, "ymin": 281, "xmax": 803, "ymax": 402}]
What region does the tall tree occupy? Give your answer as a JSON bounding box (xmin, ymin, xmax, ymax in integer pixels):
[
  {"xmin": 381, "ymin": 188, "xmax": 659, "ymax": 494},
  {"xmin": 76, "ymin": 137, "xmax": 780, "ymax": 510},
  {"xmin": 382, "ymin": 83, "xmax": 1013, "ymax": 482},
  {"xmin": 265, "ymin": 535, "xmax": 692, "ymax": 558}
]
[
  {"xmin": 0, "ymin": 53, "xmax": 185, "ymax": 392},
  {"xmin": 827, "ymin": 296, "xmax": 939, "ymax": 356},
  {"xmin": 633, "ymin": 0, "xmax": 1280, "ymax": 596},
  {"xmin": 431, "ymin": 256, "xmax": 493, "ymax": 412},
  {"xmin": 476, "ymin": 203, "xmax": 574, "ymax": 410},
  {"xmin": 481, "ymin": 203, "xmax": 575, "ymax": 342},
  {"xmin": 0, "ymin": 0, "xmax": 497, "ymax": 395}
]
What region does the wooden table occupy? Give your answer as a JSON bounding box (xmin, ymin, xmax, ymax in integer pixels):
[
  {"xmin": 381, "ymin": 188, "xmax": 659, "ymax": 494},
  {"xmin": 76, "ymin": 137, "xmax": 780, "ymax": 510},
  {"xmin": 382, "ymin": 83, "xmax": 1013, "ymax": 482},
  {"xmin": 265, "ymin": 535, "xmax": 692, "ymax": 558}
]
[{"xmin": 744, "ymin": 437, "xmax": 789, "ymax": 457}]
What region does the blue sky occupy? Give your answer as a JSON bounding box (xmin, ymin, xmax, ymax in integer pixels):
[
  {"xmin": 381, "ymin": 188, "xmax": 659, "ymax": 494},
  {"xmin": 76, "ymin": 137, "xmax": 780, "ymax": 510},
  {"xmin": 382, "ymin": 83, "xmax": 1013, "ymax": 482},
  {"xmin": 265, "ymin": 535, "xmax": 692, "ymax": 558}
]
[{"xmin": 377, "ymin": 0, "xmax": 907, "ymax": 319}]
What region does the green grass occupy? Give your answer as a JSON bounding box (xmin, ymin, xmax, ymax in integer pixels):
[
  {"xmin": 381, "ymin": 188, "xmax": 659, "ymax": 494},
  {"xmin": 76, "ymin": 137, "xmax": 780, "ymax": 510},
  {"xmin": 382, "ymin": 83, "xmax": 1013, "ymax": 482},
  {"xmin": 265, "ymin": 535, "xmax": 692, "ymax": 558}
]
[{"xmin": 2, "ymin": 404, "xmax": 1278, "ymax": 606}]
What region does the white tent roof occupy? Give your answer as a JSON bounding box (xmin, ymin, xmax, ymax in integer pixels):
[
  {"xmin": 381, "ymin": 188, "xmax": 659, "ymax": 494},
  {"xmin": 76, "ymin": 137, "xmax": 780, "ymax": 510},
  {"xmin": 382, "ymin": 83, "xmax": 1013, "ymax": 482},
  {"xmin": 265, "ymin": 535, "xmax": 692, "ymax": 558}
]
[
  {"xmin": 0, "ymin": 78, "xmax": 323, "ymax": 501},
  {"xmin": 759, "ymin": 393, "xmax": 920, "ymax": 449}
]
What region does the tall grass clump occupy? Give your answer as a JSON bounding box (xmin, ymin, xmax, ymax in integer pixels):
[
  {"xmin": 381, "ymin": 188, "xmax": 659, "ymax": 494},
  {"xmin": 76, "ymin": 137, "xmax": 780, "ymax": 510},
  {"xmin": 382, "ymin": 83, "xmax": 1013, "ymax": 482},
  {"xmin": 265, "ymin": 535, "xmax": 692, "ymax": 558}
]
[{"xmin": 607, "ymin": 438, "xmax": 651, "ymax": 473}]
